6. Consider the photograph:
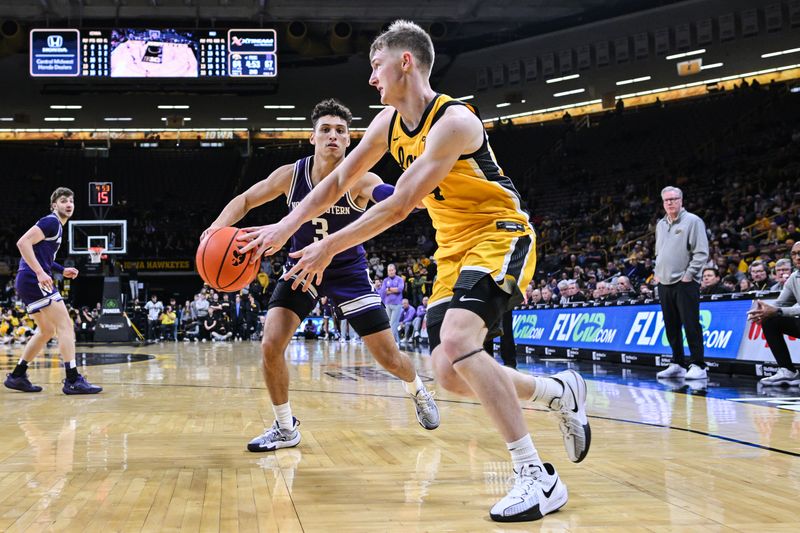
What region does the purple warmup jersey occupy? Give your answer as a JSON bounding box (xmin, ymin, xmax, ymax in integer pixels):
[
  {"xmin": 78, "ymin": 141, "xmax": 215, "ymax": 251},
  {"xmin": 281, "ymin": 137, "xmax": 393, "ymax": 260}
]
[
  {"xmin": 287, "ymin": 156, "xmax": 368, "ymax": 275},
  {"xmin": 19, "ymin": 213, "xmax": 62, "ymax": 275}
]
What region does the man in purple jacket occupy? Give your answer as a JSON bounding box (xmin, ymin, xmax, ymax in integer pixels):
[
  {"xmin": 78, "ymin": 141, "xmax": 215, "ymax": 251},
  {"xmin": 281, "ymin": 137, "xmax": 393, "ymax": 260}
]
[
  {"xmin": 380, "ymin": 264, "xmax": 404, "ymax": 343},
  {"xmin": 398, "ymin": 298, "xmax": 417, "ymax": 343}
]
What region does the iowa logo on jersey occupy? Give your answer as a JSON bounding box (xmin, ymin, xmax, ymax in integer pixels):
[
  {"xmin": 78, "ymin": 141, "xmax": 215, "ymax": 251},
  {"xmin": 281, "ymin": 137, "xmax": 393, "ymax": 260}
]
[{"xmin": 396, "ymin": 146, "xmax": 416, "ymax": 170}]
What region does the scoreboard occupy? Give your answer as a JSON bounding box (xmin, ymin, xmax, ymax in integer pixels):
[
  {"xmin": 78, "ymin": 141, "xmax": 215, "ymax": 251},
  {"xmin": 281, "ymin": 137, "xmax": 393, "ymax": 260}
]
[{"xmin": 30, "ymin": 28, "xmax": 277, "ymax": 78}]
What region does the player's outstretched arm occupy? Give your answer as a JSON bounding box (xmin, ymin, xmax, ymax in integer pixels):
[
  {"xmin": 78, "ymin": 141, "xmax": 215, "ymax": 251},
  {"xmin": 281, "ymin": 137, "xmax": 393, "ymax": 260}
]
[
  {"xmin": 200, "ymin": 164, "xmax": 293, "ymax": 242},
  {"xmin": 237, "ymin": 109, "xmax": 392, "ymax": 260},
  {"xmin": 284, "ymin": 108, "xmax": 483, "ymax": 290}
]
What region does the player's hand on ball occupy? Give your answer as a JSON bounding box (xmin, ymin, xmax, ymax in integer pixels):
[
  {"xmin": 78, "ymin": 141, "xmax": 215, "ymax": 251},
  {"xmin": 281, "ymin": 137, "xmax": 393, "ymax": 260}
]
[
  {"xmin": 238, "ymin": 224, "xmax": 291, "ymax": 263},
  {"xmin": 63, "ymin": 268, "xmax": 79, "ymax": 279},
  {"xmin": 200, "ymin": 226, "xmax": 221, "ymax": 242},
  {"xmin": 285, "ymin": 241, "xmax": 334, "ymax": 291}
]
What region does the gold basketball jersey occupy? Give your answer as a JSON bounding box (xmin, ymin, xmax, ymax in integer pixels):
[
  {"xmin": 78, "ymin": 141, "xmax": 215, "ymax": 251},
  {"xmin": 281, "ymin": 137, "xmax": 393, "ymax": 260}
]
[{"xmin": 387, "ymin": 94, "xmax": 533, "ymax": 257}]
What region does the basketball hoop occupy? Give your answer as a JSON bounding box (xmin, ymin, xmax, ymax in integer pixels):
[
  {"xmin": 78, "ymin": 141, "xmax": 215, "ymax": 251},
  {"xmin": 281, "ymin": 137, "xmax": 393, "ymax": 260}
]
[{"xmin": 88, "ymin": 246, "xmax": 105, "ymax": 264}]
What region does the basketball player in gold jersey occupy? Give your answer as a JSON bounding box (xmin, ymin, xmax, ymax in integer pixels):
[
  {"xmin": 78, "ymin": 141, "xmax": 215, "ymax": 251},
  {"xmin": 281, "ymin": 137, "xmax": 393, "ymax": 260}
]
[{"xmin": 239, "ymin": 20, "xmax": 590, "ymax": 522}]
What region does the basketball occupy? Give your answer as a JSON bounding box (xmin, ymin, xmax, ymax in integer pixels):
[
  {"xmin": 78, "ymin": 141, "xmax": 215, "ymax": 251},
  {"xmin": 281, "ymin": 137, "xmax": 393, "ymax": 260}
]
[{"xmin": 196, "ymin": 226, "xmax": 260, "ymax": 292}]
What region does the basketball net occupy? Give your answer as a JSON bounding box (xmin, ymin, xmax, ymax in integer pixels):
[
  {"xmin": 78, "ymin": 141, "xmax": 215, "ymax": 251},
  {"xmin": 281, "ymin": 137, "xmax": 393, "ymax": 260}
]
[{"xmin": 88, "ymin": 246, "xmax": 105, "ymax": 264}]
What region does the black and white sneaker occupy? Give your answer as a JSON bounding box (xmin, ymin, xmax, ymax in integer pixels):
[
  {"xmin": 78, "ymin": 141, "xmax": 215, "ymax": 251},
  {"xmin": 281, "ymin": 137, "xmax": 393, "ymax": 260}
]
[
  {"xmin": 549, "ymin": 369, "xmax": 591, "ymax": 463},
  {"xmin": 247, "ymin": 417, "xmax": 301, "ymax": 452},
  {"xmin": 490, "ymin": 462, "xmax": 568, "ymax": 522}
]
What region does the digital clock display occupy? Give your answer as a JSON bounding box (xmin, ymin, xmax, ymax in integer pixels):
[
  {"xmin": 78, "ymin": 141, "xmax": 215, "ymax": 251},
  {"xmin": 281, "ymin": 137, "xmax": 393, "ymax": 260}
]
[{"xmin": 89, "ymin": 182, "xmax": 113, "ymax": 206}]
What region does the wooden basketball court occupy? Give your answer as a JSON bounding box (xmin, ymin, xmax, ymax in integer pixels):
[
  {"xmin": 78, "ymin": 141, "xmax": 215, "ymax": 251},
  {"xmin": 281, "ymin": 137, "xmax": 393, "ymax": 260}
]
[{"xmin": 2, "ymin": 340, "xmax": 799, "ymax": 531}]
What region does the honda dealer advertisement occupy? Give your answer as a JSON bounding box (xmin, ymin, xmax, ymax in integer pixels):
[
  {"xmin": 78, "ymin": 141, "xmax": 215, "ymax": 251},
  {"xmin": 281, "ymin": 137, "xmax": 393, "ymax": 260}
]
[{"xmin": 511, "ymin": 299, "xmax": 800, "ymax": 362}]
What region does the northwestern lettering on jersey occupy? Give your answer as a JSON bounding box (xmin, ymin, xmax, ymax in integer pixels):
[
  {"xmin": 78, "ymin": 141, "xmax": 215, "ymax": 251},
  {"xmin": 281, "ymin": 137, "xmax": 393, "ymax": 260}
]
[{"xmin": 290, "ymin": 202, "xmax": 351, "ymax": 215}]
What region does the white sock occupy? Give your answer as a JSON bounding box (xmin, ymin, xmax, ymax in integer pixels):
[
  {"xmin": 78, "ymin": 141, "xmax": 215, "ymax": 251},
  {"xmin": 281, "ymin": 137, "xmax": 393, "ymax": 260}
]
[
  {"xmin": 66, "ymin": 359, "xmax": 77, "ymax": 369},
  {"xmin": 273, "ymin": 402, "xmax": 294, "ymax": 430},
  {"xmin": 507, "ymin": 434, "xmax": 543, "ymax": 472},
  {"xmin": 530, "ymin": 376, "xmax": 564, "ymax": 406},
  {"xmin": 404, "ymin": 375, "xmax": 425, "ymax": 395}
]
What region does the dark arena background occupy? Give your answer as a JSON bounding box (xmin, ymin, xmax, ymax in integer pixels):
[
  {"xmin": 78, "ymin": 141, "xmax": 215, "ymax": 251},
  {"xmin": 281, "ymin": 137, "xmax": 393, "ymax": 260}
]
[{"xmin": 1, "ymin": 0, "xmax": 800, "ymax": 530}]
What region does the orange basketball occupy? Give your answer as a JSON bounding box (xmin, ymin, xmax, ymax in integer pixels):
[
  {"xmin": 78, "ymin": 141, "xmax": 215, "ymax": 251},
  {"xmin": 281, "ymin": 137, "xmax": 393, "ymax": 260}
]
[{"xmin": 196, "ymin": 227, "xmax": 260, "ymax": 292}]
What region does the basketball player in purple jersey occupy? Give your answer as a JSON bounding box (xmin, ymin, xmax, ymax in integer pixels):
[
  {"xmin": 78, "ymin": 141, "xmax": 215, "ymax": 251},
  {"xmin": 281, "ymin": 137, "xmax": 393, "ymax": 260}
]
[
  {"xmin": 201, "ymin": 99, "xmax": 439, "ymax": 452},
  {"xmin": 4, "ymin": 187, "xmax": 102, "ymax": 394}
]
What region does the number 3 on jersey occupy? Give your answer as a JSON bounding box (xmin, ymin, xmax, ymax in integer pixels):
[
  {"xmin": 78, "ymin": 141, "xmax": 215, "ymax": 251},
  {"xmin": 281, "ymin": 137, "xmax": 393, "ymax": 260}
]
[{"xmin": 312, "ymin": 218, "xmax": 329, "ymax": 241}]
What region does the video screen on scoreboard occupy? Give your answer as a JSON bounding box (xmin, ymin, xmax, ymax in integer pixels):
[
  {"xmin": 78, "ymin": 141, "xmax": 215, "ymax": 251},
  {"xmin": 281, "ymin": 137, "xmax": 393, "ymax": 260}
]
[
  {"xmin": 31, "ymin": 28, "xmax": 277, "ymax": 78},
  {"xmin": 109, "ymin": 29, "xmax": 199, "ymax": 78}
]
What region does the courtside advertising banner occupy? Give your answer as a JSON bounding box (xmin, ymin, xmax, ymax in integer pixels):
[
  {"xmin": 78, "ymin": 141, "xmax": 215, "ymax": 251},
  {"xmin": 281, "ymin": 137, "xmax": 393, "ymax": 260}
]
[
  {"xmin": 736, "ymin": 299, "xmax": 800, "ymax": 363},
  {"xmin": 512, "ymin": 300, "xmax": 753, "ymax": 359}
]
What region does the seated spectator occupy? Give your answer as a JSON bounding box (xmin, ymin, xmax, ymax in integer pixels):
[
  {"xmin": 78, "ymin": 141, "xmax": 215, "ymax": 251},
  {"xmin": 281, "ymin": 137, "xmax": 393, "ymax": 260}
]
[
  {"xmin": 749, "ymin": 260, "xmax": 771, "ymax": 291},
  {"xmin": 721, "ymin": 275, "xmax": 739, "ymax": 293},
  {"xmin": 750, "ymin": 242, "xmax": 800, "ymax": 386},
  {"xmin": 212, "ymin": 310, "xmax": 233, "ymax": 341},
  {"xmin": 739, "ymin": 278, "xmax": 753, "ymax": 292},
  {"xmin": 200, "ymin": 308, "xmax": 217, "ymax": 342},
  {"xmin": 398, "ymin": 298, "xmax": 417, "ymax": 343},
  {"xmin": 700, "ymin": 267, "xmax": 727, "ymax": 295},
  {"xmin": 303, "ymin": 319, "xmax": 319, "ymax": 340},
  {"xmin": 529, "ymin": 288, "xmax": 542, "ymax": 305},
  {"xmin": 540, "ymin": 286, "xmax": 555, "ymax": 305},
  {"xmin": 638, "ymin": 283, "xmax": 654, "ymax": 300},
  {"xmin": 13, "ymin": 311, "xmax": 35, "ymax": 344},
  {"xmin": 182, "ymin": 318, "xmax": 199, "ymax": 342},
  {"xmin": 159, "ymin": 305, "xmax": 177, "ymax": 340},
  {"xmin": 605, "ymin": 282, "xmax": 619, "ymax": 302},
  {"xmin": 566, "ymin": 280, "xmax": 587, "ymax": 302},
  {"xmin": 557, "ymin": 280, "xmax": 570, "ymax": 304},
  {"xmin": 592, "ymin": 282, "xmax": 609, "ymax": 302},
  {"xmin": 767, "ymin": 222, "xmax": 787, "ymax": 244},
  {"xmin": 786, "ymin": 222, "xmax": 800, "ymax": 243},
  {"xmin": 524, "ymin": 283, "xmax": 534, "ymax": 302},
  {"xmin": 614, "ymin": 276, "xmax": 638, "ymax": 302},
  {"xmin": 771, "ymin": 258, "xmax": 792, "ymax": 291}
]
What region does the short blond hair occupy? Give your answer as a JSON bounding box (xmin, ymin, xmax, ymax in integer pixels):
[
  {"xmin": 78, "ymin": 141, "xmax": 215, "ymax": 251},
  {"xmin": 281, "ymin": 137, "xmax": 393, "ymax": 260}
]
[{"xmin": 370, "ymin": 20, "xmax": 434, "ymax": 75}]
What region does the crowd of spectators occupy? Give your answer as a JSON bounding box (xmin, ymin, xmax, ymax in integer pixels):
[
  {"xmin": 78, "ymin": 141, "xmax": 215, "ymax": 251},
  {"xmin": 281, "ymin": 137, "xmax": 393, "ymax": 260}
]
[{"xmin": 1, "ymin": 81, "xmax": 799, "ymax": 337}]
